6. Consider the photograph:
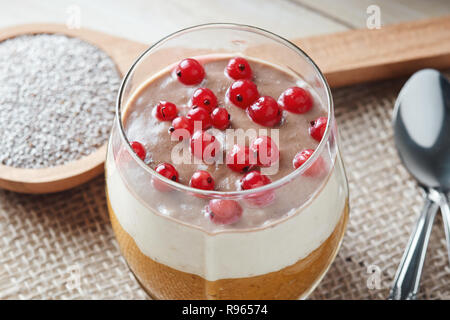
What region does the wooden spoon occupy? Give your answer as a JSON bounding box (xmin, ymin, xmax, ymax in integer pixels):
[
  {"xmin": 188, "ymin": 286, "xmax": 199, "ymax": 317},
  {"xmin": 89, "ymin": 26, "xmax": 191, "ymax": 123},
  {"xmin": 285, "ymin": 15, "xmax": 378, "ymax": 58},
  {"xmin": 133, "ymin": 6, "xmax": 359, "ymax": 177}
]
[{"xmin": 0, "ymin": 16, "xmax": 449, "ymax": 193}]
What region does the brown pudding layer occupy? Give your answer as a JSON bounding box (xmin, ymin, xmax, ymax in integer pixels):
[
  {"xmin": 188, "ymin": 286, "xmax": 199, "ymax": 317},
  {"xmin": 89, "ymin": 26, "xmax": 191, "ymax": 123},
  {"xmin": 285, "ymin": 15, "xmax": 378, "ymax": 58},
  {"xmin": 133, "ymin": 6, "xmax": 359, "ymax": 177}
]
[{"xmin": 108, "ymin": 198, "xmax": 348, "ymax": 300}]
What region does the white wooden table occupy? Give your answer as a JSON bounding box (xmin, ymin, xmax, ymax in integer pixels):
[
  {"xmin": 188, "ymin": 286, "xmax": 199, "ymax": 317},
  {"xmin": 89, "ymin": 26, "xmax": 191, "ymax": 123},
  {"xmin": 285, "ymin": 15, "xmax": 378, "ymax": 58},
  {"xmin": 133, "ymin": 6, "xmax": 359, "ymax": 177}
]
[{"xmin": 2, "ymin": 0, "xmax": 449, "ymax": 44}]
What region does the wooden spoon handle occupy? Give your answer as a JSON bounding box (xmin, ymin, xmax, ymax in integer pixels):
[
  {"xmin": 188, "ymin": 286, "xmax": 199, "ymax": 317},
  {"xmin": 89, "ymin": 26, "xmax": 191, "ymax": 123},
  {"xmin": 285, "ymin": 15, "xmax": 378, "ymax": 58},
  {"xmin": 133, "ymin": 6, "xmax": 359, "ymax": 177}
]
[{"xmin": 294, "ymin": 15, "xmax": 450, "ymax": 87}]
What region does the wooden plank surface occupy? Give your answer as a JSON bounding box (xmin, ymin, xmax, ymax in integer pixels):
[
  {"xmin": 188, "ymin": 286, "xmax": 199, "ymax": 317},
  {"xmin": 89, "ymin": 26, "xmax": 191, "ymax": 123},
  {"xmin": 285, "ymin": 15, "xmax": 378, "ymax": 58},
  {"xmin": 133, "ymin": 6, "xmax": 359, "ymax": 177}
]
[
  {"xmin": 293, "ymin": 0, "xmax": 450, "ymax": 28},
  {"xmin": 0, "ymin": 0, "xmax": 348, "ymax": 43},
  {"xmin": 1, "ymin": 0, "xmax": 449, "ymax": 44}
]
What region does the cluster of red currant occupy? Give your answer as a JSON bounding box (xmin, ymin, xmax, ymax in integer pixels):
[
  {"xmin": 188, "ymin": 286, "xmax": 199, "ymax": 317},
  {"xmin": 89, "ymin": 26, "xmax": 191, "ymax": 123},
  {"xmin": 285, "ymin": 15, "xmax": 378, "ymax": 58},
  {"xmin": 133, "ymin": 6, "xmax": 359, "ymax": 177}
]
[{"xmin": 128, "ymin": 57, "xmax": 329, "ymax": 225}]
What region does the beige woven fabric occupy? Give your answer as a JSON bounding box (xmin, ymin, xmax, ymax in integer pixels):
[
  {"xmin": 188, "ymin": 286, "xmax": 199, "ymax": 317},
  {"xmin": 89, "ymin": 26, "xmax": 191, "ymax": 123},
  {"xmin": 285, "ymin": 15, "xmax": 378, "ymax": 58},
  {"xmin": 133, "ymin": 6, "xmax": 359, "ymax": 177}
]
[{"xmin": 1, "ymin": 76, "xmax": 449, "ymax": 300}]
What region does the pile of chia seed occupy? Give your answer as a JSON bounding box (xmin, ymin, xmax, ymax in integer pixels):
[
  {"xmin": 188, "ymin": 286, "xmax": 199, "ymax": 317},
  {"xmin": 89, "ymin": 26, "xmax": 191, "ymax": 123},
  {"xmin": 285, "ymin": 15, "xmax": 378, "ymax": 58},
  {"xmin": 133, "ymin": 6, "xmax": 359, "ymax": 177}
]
[{"xmin": 0, "ymin": 34, "xmax": 121, "ymax": 168}]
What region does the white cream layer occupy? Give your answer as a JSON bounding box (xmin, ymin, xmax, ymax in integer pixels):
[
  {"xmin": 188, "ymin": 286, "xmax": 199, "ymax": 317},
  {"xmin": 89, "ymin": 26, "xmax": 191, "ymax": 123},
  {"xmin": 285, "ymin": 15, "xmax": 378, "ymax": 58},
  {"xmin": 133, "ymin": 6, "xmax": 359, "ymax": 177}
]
[{"xmin": 106, "ymin": 152, "xmax": 347, "ymax": 281}]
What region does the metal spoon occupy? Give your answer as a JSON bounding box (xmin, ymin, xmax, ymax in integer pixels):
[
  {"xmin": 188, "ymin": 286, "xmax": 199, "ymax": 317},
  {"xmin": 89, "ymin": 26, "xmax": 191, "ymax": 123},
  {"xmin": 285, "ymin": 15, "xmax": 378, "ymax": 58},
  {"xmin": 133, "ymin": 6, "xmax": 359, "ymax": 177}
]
[{"xmin": 389, "ymin": 69, "xmax": 450, "ymax": 300}]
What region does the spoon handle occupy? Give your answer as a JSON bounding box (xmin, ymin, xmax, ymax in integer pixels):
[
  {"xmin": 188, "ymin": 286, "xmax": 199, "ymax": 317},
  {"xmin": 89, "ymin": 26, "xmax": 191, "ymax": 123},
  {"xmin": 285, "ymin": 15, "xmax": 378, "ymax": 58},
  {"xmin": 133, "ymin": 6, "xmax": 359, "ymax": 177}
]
[
  {"xmin": 388, "ymin": 193, "xmax": 439, "ymax": 300},
  {"xmin": 438, "ymin": 192, "xmax": 450, "ymax": 265}
]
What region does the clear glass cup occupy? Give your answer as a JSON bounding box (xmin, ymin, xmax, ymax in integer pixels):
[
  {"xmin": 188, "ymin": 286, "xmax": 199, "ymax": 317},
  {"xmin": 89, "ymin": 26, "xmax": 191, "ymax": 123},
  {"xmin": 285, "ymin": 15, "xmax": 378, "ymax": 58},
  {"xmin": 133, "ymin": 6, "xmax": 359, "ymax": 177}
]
[{"xmin": 106, "ymin": 24, "xmax": 349, "ymax": 299}]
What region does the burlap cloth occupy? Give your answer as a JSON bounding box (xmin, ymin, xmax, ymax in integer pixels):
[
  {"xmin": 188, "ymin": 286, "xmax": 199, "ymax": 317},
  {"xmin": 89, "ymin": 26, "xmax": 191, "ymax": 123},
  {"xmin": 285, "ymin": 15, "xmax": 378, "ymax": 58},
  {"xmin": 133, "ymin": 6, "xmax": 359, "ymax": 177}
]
[{"xmin": 1, "ymin": 76, "xmax": 449, "ymax": 300}]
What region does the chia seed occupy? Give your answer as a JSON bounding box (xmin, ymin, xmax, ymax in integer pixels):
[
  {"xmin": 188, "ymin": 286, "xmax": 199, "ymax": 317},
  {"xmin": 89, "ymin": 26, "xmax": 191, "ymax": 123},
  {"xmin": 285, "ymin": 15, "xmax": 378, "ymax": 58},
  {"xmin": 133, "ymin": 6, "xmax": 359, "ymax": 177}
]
[{"xmin": 0, "ymin": 34, "xmax": 121, "ymax": 168}]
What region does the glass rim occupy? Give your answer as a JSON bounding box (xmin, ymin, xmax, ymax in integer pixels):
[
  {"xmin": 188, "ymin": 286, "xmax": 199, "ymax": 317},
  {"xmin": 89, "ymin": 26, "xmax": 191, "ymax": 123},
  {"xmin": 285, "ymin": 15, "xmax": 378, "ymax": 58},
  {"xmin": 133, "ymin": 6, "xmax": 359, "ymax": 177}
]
[{"xmin": 115, "ymin": 22, "xmax": 334, "ymax": 198}]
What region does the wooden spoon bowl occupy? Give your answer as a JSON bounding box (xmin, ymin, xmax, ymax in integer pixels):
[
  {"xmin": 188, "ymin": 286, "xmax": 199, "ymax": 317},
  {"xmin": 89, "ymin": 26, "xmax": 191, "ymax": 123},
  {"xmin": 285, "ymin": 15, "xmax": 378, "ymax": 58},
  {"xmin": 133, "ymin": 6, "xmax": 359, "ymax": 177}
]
[{"xmin": 0, "ymin": 24, "xmax": 146, "ymax": 193}]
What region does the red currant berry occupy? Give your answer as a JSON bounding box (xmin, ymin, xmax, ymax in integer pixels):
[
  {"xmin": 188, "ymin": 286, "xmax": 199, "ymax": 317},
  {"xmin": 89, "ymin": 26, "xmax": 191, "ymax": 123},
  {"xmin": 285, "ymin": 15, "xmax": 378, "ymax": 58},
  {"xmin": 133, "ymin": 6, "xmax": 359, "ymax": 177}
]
[
  {"xmin": 130, "ymin": 141, "xmax": 146, "ymax": 161},
  {"xmin": 226, "ymin": 57, "xmax": 252, "ymax": 80},
  {"xmin": 174, "ymin": 58, "xmax": 205, "ymax": 85},
  {"xmin": 154, "ymin": 101, "xmax": 178, "ymax": 121},
  {"xmin": 227, "ymin": 79, "xmax": 259, "ymax": 109},
  {"xmin": 207, "ymin": 199, "xmax": 242, "ymax": 225},
  {"xmin": 211, "ymin": 107, "xmax": 230, "ymax": 130},
  {"xmin": 293, "ymin": 149, "xmax": 325, "ymax": 176},
  {"xmin": 309, "ymin": 116, "xmax": 328, "ymax": 142},
  {"xmin": 240, "ymin": 171, "xmax": 271, "ymax": 190},
  {"xmin": 247, "ymin": 96, "xmax": 282, "ymax": 127},
  {"xmin": 155, "ymin": 163, "xmax": 179, "ymax": 182},
  {"xmin": 278, "ymin": 87, "xmax": 313, "ymax": 114},
  {"xmin": 250, "ymin": 136, "xmax": 279, "ymax": 167},
  {"xmin": 226, "ymin": 144, "xmax": 256, "ymax": 173},
  {"xmin": 187, "ymin": 106, "xmax": 212, "ymax": 130},
  {"xmin": 169, "ymin": 116, "xmax": 193, "ymax": 141},
  {"xmin": 240, "ymin": 171, "xmax": 274, "ymax": 207},
  {"xmin": 190, "ymin": 170, "xmax": 215, "ymax": 190},
  {"xmin": 153, "ymin": 162, "xmax": 179, "ymax": 192},
  {"xmin": 191, "ymin": 88, "xmax": 217, "ymax": 113},
  {"xmin": 190, "ymin": 130, "xmax": 220, "ymax": 162}
]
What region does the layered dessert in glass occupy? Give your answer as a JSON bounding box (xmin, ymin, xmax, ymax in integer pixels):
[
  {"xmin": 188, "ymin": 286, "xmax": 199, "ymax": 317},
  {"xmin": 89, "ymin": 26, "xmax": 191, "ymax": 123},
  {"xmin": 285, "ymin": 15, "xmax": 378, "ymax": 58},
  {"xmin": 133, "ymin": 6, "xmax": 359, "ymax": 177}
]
[{"xmin": 106, "ymin": 24, "xmax": 349, "ymax": 299}]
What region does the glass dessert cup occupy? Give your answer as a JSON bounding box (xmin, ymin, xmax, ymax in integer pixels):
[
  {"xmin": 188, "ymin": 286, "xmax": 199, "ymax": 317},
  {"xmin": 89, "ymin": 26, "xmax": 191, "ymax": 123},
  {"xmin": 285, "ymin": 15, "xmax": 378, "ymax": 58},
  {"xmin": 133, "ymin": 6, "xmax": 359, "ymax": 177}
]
[{"xmin": 106, "ymin": 24, "xmax": 349, "ymax": 300}]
